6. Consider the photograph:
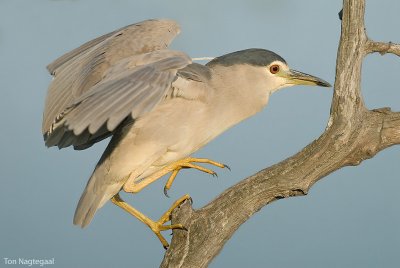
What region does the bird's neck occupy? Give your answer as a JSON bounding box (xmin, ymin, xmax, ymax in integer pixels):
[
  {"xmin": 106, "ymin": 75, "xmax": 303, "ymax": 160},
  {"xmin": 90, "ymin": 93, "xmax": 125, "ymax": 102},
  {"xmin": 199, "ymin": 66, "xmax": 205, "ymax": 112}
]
[
  {"xmin": 210, "ymin": 65, "xmax": 270, "ymax": 127},
  {"xmin": 200, "ymin": 67, "xmax": 270, "ymax": 142}
]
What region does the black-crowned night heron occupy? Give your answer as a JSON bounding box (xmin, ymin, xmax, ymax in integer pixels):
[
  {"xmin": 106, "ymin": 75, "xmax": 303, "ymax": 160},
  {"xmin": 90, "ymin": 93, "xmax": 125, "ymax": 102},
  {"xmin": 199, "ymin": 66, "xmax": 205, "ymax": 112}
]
[{"xmin": 42, "ymin": 19, "xmax": 330, "ymax": 248}]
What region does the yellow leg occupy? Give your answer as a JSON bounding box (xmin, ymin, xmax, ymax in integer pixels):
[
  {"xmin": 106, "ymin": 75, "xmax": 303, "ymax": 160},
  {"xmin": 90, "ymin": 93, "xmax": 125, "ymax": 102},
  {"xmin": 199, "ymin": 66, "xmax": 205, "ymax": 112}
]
[
  {"xmin": 111, "ymin": 193, "xmax": 191, "ymax": 249},
  {"xmin": 125, "ymin": 157, "xmax": 229, "ymax": 195}
]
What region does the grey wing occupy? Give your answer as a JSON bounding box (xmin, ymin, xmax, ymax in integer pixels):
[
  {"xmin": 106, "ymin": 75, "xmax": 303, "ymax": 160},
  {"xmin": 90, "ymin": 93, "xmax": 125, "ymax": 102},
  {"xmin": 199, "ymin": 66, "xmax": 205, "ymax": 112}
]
[
  {"xmin": 43, "ymin": 19, "xmax": 180, "ymax": 149},
  {"xmin": 42, "ymin": 20, "xmax": 180, "ymax": 146},
  {"xmin": 45, "ymin": 50, "xmax": 192, "ymax": 149}
]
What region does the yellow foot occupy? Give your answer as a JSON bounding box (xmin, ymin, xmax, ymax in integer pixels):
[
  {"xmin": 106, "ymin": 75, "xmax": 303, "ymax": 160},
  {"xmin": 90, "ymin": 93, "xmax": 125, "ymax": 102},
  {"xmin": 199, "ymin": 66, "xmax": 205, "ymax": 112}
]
[
  {"xmin": 111, "ymin": 193, "xmax": 191, "ymax": 249},
  {"xmin": 163, "ymin": 157, "xmax": 230, "ymax": 197},
  {"xmin": 122, "ymin": 157, "xmax": 230, "ymax": 195}
]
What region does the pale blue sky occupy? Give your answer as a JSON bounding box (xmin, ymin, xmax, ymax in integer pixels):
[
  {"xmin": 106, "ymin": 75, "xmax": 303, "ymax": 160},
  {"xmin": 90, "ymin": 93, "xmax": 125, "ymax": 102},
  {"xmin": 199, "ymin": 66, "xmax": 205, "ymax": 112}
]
[{"xmin": 0, "ymin": 1, "xmax": 399, "ymax": 267}]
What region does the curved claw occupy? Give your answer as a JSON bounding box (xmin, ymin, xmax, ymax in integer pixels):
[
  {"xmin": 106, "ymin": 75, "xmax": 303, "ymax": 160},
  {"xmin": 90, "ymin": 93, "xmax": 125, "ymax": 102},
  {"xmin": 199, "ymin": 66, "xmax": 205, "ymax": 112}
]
[
  {"xmin": 224, "ymin": 164, "xmax": 231, "ymax": 171},
  {"xmin": 163, "ymin": 186, "xmax": 170, "ymax": 198},
  {"xmin": 212, "ymin": 172, "xmax": 218, "ymax": 178}
]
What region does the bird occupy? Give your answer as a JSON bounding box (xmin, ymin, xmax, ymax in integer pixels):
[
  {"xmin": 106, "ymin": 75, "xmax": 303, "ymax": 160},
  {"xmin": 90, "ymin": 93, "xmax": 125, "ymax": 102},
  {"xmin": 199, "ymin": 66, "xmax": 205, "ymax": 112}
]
[{"xmin": 42, "ymin": 19, "xmax": 331, "ymax": 248}]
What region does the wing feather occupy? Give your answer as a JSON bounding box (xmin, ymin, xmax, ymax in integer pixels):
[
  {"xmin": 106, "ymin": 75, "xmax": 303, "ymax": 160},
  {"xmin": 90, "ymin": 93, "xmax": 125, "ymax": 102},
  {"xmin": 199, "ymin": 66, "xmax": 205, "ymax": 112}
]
[
  {"xmin": 45, "ymin": 50, "xmax": 191, "ymax": 148},
  {"xmin": 43, "ymin": 19, "xmax": 182, "ymax": 149}
]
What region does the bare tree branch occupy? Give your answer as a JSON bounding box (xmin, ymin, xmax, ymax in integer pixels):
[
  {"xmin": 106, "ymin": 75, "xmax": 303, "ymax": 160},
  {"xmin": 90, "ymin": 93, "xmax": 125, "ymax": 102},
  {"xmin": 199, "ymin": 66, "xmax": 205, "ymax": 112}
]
[
  {"xmin": 365, "ymin": 40, "xmax": 400, "ymax": 56},
  {"xmin": 160, "ymin": 1, "xmax": 400, "ymax": 267}
]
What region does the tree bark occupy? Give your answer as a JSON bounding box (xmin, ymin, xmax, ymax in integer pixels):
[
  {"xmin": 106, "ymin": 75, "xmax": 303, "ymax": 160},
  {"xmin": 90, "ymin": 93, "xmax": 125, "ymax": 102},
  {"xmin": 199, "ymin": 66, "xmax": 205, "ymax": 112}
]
[{"xmin": 160, "ymin": 0, "xmax": 400, "ymax": 267}]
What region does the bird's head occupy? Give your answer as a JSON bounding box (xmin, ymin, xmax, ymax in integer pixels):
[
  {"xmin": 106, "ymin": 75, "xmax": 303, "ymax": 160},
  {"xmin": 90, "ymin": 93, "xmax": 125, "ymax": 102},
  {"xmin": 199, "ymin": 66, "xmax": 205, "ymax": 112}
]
[{"xmin": 207, "ymin": 48, "xmax": 331, "ymax": 96}]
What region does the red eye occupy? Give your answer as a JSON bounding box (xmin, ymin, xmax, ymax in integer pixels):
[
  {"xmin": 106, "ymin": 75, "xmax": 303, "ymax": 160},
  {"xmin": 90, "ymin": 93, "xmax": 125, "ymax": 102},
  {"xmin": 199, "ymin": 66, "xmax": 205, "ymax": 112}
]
[{"xmin": 270, "ymin": 64, "xmax": 280, "ymax": 74}]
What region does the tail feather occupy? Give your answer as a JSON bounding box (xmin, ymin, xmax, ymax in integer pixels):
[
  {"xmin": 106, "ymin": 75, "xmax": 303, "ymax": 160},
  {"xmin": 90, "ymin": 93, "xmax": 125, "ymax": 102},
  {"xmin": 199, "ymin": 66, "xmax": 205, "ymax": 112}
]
[
  {"xmin": 73, "ymin": 172, "xmax": 121, "ymax": 228},
  {"xmin": 73, "ymin": 188, "xmax": 105, "ymax": 227}
]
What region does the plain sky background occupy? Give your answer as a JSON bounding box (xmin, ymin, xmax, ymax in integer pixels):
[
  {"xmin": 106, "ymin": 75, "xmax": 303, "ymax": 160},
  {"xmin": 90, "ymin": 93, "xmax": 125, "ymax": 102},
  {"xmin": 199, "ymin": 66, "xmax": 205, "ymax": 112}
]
[{"xmin": 1, "ymin": 0, "xmax": 399, "ymax": 267}]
